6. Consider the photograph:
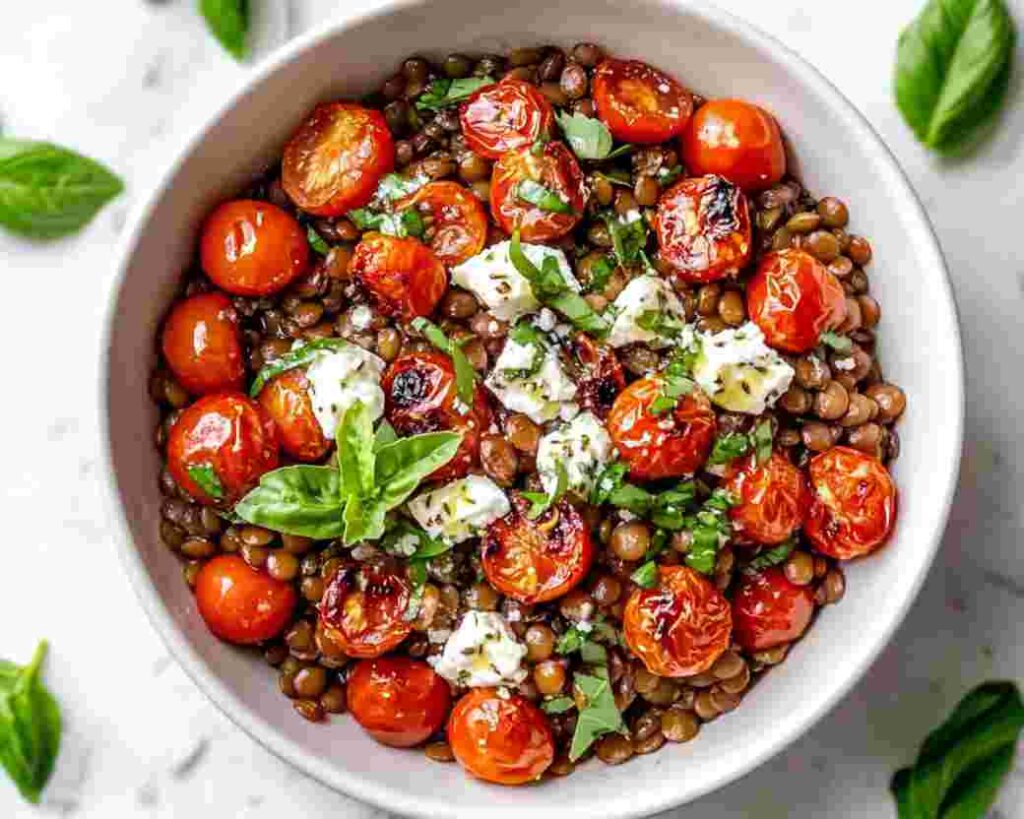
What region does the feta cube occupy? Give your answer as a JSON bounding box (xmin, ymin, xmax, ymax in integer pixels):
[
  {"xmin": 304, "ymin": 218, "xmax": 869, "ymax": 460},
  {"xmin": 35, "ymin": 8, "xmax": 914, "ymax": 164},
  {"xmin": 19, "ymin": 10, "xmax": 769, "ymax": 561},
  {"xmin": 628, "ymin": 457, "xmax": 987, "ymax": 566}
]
[
  {"xmin": 430, "ymin": 611, "xmax": 527, "ymax": 687},
  {"xmin": 607, "ymin": 275, "xmax": 687, "ymax": 348},
  {"xmin": 406, "ymin": 475, "xmax": 510, "ymax": 545},
  {"xmin": 304, "ymin": 343, "xmax": 386, "ymax": 436},
  {"xmin": 536, "ymin": 411, "xmax": 614, "ymax": 497},
  {"xmin": 692, "ymin": 321, "xmax": 795, "ymax": 414},
  {"xmin": 485, "ymin": 337, "xmax": 578, "ymax": 424}
]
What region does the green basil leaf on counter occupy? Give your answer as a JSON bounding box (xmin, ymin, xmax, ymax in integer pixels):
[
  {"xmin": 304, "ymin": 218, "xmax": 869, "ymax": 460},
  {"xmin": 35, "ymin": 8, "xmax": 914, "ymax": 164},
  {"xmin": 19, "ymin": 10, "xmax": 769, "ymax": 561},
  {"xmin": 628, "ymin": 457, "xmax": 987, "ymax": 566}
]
[
  {"xmin": 199, "ymin": 0, "xmax": 249, "ymax": 60},
  {"xmin": 569, "ymin": 672, "xmax": 626, "ymax": 761},
  {"xmin": 234, "ymin": 466, "xmax": 346, "ymax": 539},
  {"xmin": 248, "ymin": 338, "xmax": 352, "ymax": 397},
  {"xmin": 416, "ymin": 76, "xmax": 495, "ymax": 110},
  {"xmin": 411, "ymin": 317, "xmax": 476, "ymax": 406},
  {"xmin": 555, "ymin": 111, "xmax": 614, "ymax": 160},
  {"xmin": 186, "ymin": 464, "xmax": 224, "ymax": 500},
  {"xmin": 306, "ymin": 225, "xmax": 330, "ymax": 255},
  {"xmin": 516, "ymin": 179, "xmax": 575, "ymax": 214}
]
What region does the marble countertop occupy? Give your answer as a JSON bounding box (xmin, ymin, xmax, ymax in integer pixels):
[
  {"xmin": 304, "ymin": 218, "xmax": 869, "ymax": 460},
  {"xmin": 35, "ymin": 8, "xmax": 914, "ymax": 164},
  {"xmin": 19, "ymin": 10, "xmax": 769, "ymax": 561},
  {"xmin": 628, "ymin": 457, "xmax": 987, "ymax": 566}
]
[{"xmin": 1, "ymin": 1, "xmax": 1021, "ymax": 816}]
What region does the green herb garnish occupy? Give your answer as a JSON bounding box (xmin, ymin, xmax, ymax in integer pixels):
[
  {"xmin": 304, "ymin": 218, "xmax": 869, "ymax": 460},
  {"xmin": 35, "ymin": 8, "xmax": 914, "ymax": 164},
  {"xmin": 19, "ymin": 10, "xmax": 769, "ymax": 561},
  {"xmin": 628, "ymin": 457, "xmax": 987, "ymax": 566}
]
[
  {"xmin": 199, "ymin": 0, "xmax": 249, "ymax": 60},
  {"xmin": 684, "ymin": 488, "xmax": 735, "ymax": 575},
  {"xmin": 249, "ymin": 338, "xmax": 353, "ymax": 397},
  {"xmin": 186, "ymin": 464, "xmax": 225, "ymax": 501},
  {"xmin": 636, "ymin": 309, "xmax": 688, "ymax": 340},
  {"xmin": 415, "ymin": 76, "xmax": 495, "ymax": 110},
  {"xmin": 569, "ymin": 672, "xmax": 626, "ymax": 761},
  {"xmin": 554, "ymin": 111, "xmax": 634, "ymax": 161},
  {"xmin": 744, "ymin": 539, "xmax": 795, "ymax": 572},
  {"xmin": 522, "ymin": 462, "xmax": 569, "ymax": 520},
  {"xmin": 541, "ymin": 696, "xmax": 576, "ymax": 715},
  {"xmin": 306, "ymin": 225, "xmax": 330, "ymax": 255},
  {"xmin": 649, "ymin": 373, "xmax": 696, "ymax": 416},
  {"xmin": 516, "ymin": 179, "xmax": 575, "ymax": 214},
  {"xmin": 411, "ymin": 318, "xmax": 476, "ymax": 407},
  {"xmin": 819, "ymin": 330, "xmax": 853, "ymax": 354},
  {"xmin": 603, "ymin": 212, "xmax": 649, "ymax": 267},
  {"xmin": 630, "ymin": 560, "xmax": 659, "ymax": 588}
]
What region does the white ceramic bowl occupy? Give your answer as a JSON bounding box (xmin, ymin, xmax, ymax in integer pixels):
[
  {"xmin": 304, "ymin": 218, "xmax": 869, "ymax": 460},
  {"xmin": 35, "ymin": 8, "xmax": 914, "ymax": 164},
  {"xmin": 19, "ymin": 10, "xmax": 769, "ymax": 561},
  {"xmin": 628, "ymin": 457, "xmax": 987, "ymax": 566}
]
[{"xmin": 102, "ymin": 1, "xmax": 964, "ymax": 815}]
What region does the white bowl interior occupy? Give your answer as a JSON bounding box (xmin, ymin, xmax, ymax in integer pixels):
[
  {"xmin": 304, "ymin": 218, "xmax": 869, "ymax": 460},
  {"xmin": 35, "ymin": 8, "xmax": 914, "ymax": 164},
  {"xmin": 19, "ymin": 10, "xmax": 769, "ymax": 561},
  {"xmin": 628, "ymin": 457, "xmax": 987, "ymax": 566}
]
[{"xmin": 104, "ymin": 1, "xmax": 962, "ymax": 816}]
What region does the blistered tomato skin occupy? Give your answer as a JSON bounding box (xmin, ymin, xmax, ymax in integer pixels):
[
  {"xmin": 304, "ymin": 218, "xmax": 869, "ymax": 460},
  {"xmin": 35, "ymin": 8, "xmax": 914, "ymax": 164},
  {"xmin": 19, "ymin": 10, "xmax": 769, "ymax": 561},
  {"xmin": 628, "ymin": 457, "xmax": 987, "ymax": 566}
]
[
  {"xmin": 592, "ymin": 58, "xmax": 693, "ymax": 143},
  {"xmin": 725, "ymin": 452, "xmax": 809, "ymax": 545},
  {"xmin": 161, "ymin": 292, "xmax": 245, "ymax": 395},
  {"xmin": 319, "ymin": 562, "xmax": 413, "ymax": 658},
  {"xmin": 195, "ymin": 555, "xmax": 297, "ymax": 645},
  {"xmin": 624, "ymin": 565, "xmax": 732, "ymax": 677},
  {"xmin": 747, "ymin": 249, "xmax": 847, "ymax": 353},
  {"xmin": 351, "ymin": 233, "xmax": 448, "ymax": 320},
  {"xmin": 347, "ymin": 657, "xmax": 451, "ymax": 748},
  {"xmin": 257, "ymin": 369, "xmax": 329, "ymax": 462},
  {"xmin": 805, "ymin": 446, "xmax": 897, "ymax": 560},
  {"xmin": 397, "ymin": 181, "xmax": 488, "ymax": 268},
  {"xmin": 281, "ymin": 102, "xmax": 394, "ymax": 216},
  {"xmin": 448, "ymin": 688, "xmax": 555, "ymax": 785},
  {"xmin": 481, "ymin": 495, "xmax": 594, "ymax": 604},
  {"xmin": 681, "ymin": 99, "xmax": 786, "ymax": 192},
  {"xmin": 654, "ymin": 174, "xmax": 753, "ymax": 283},
  {"xmin": 166, "ymin": 393, "xmax": 280, "ymax": 505},
  {"xmin": 732, "ymin": 567, "xmax": 815, "ymax": 651},
  {"xmin": 199, "ymin": 200, "xmax": 309, "ymax": 297},
  {"xmin": 460, "ymin": 79, "xmax": 555, "ymax": 160},
  {"xmin": 572, "ymin": 333, "xmax": 627, "ymax": 419}
]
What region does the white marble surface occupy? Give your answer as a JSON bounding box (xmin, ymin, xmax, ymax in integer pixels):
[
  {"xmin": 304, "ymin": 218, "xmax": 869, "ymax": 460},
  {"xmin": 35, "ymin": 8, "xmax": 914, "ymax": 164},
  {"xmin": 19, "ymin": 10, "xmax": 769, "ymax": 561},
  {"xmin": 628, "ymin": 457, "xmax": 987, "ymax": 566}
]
[{"xmin": 1, "ymin": 1, "xmax": 1022, "ymax": 816}]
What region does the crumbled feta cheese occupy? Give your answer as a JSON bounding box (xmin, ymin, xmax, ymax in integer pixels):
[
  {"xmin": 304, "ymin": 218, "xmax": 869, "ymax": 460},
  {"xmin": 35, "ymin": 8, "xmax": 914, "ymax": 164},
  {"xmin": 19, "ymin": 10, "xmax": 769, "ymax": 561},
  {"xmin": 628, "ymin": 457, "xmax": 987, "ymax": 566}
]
[
  {"xmin": 606, "ymin": 275, "xmax": 687, "ymax": 349},
  {"xmin": 388, "ymin": 532, "xmax": 420, "ymax": 557},
  {"xmin": 304, "ymin": 343, "xmax": 386, "ymax": 436},
  {"xmin": 451, "ymin": 240, "xmax": 580, "ymax": 321},
  {"xmin": 430, "ymin": 611, "xmax": 527, "ymax": 687},
  {"xmin": 349, "ymin": 304, "xmax": 375, "ymax": 331},
  {"xmin": 692, "ymin": 321, "xmax": 794, "ymax": 414},
  {"xmin": 406, "ymin": 475, "xmax": 510, "ymax": 545},
  {"xmin": 485, "ymin": 337, "xmax": 578, "ymax": 424},
  {"xmin": 536, "ymin": 411, "xmax": 613, "ymax": 497}
]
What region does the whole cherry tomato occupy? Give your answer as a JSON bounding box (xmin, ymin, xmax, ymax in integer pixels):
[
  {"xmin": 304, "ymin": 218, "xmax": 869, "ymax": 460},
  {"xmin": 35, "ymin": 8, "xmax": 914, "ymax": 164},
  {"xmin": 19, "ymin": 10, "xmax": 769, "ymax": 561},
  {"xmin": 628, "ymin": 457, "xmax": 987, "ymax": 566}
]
[
  {"xmin": 481, "ymin": 495, "xmax": 593, "ymax": 604},
  {"xmin": 654, "ymin": 174, "xmax": 752, "ymax": 283},
  {"xmin": 732, "ymin": 567, "xmax": 815, "ymax": 651},
  {"xmin": 195, "ymin": 554, "xmax": 297, "ymax": 644},
  {"xmin": 607, "ymin": 376, "xmax": 717, "ymax": 481},
  {"xmin": 319, "ymin": 561, "xmax": 413, "ymax": 658},
  {"xmin": 256, "ymin": 368, "xmax": 329, "ymax": 462},
  {"xmin": 747, "ymin": 249, "xmax": 847, "ymax": 353},
  {"xmin": 805, "ymin": 446, "xmax": 897, "ymax": 560},
  {"xmin": 623, "ymin": 565, "xmax": 732, "ymax": 677},
  {"xmin": 725, "ymin": 451, "xmax": 809, "ymax": 545},
  {"xmin": 460, "ymin": 79, "xmax": 554, "ymax": 160},
  {"xmin": 448, "ymin": 688, "xmax": 554, "ymax": 785},
  {"xmin": 199, "ymin": 200, "xmax": 309, "ymax": 297},
  {"xmin": 382, "ymin": 351, "xmax": 491, "ymax": 482},
  {"xmin": 571, "ymin": 333, "xmax": 626, "ymax": 419},
  {"xmin": 281, "ymin": 102, "xmax": 394, "ymax": 216},
  {"xmin": 397, "ymin": 181, "xmax": 488, "ymax": 267},
  {"xmin": 681, "ymin": 99, "xmax": 786, "ymax": 191},
  {"xmin": 351, "ymin": 233, "xmax": 447, "ymax": 320},
  {"xmin": 490, "ymin": 141, "xmax": 584, "ymax": 242},
  {"xmin": 161, "ymin": 292, "xmax": 245, "ymax": 395},
  {"xmin": 347, "ymin": 657, "xmax": 451, "ymax": 748},
  {"xmin": 167, "ymin": 393, "xmax": 279, "ymax": 505},
  {"xmin": 592, "ymin": 58, "xmax": 693, "ymax": 143}
]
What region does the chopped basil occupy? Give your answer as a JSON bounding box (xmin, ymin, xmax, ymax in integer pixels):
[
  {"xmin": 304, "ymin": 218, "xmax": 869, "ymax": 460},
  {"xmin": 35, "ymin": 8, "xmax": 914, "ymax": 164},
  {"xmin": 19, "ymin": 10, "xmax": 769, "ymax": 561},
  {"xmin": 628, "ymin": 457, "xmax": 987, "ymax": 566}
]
[
  {"xmin": 636, "ymin": 309, "xmax": 687, "ymax": 339},
  {"xmin": 555, "ymin": 111, "xmax": 616, "ymax": 160},
  {"xmin": 411, "ymin": 318, "xmax": 476, "ymax": 407},
  {"xmin": 744, "ymin": 539, "xmax": 795, "ymax": 572},
  {"xmin": 541, "ymin": 696, "xmax": 576, "ymax": 715},
  {"xmin": 708, "ymin": 431, "xmax": 752, "ymax": 465},
  {"xmin": 186, "ymin": 464, "xmax": 224, "ymax": 500},
  {"xmin": 594, "ymin": 168, "xmax": 633, "ymax": 188},
  {"xmin": 630, "ymin": 560, "xmax": 659, "ymax": 588},
  {"xmin": 522, "ymin": 461, "xmax": 568, "ymax": 520},
  {"xmin": 403, "ymin": 559, "xmax": 429, "ymax": 621},
  {"xmin": 306, "ymin": 225, "xmax": 330, "ymax": 255},
  {"xmin": 603, "ymin": 212, "xmax": 649, "ymax": 267},
  {"xmin": 347, "ymin": 207, "xmax": 424, "ymax": 239},
  {"xmin": 249, "ymin": 338, "xmax": 353, "ymax": 397},
  {"xmin": 586, "ymin": 255, "xmax": 616, "ymax": 294},
  {"xmin": 569, "ymin": 672, "xmax": 626, "ymax": 761},
  {"xmin": 376, "ymin": 173, "xmax": 426, "ymax": 201},
  {"xmin": 516, "ymin": 179, "xmax": 575, "ymax": 214},
  {"xmin": 751, "ymin": 419, "xmax": 774, "ymax": 464},
  {"xmin": 658, "ymin": 164, "xmax": 683, "ymax": 186},
  {"xmin": 590, "ymin": 463, "xmax": 697, "ymax": 531},
  {"xmin": 684, "ymin": 488, "xmax": 735, "ymax": 575},
  {"xmin": 819, "ymin": 330, "xmax": 853, "ymax": 354},
  {"xmin": 415, "ymin": 76, "xmax": 495, "ymax": 110},
  {"xmin": 649, "ymin": 373, "xmax": 695, "ymax": 416}
]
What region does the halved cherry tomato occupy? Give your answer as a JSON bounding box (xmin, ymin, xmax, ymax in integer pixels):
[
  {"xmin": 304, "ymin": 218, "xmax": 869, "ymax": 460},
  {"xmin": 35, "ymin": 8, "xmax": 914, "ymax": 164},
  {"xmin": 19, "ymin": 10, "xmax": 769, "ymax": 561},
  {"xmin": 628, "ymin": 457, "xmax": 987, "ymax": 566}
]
[
  {"xmin": 347, "ymin": 657, "xmax": 451, "ymax": 748},
  {"xmin": 592, "ymin": 58, "xmax": 693, "ymax": 144},
  {"xmin": 725, "ymin": 451, "xmax": 809, "ymax": 545},
  {"xmin": 351, "ymin": 233, "xmax": 447, "ymax": 320},
  {"xmin": 319, "ymin": 561, "xmax": 413, "ymax": 658},
  {"xmin": 571, "ymin": 333, "xmax": 626, "ymax": 419},
  {"xmin": 623, "ymin": 565, "xmax": 732, "ymax": 677},
  {"xmin": 161, "ymin": 292, "xmax": 245, "ymax": 395},
  {"xmin": 805, "ymin": 446, "xmax": 897, "ymax": 560},
  {"xmin": 481, "ymin": 495, "xmax": 593, "ymax": 604},
  {"xmin": 448, "ymin": 688, "xmax": 554, "ymax": 785},
  {"xmin": 199, "ymin": 200, "xmax": 309, "ymax": 296},
  {"xmin": 382, "ymin": 351, "xmax": 491, "ymax": 482},
  {"xmin": 397, "ymin": 181, "xmax": 488, "ymax": 267},
  {"xmin": 167, "ymin": 393, "xmax": 279, "ymax": 505},
  {"xmin": 460, "ymin": 79, "xmax": 554, "ymax": 160},
  {"xmin": 732, "ymin": 567, "xmax": 815, "ymax": 651},
  {"xmin": 281, "ymin": 102, "xmax": 394, "ymax": 216},
  {"xmin": 256, "ymin": 369, "xmax": 328, "ymax": 462},
  {"xmin": 654, "ymin": 174, "xmax": 752, "ymax": 283},
  {"xmin": 681, "ymin": 99, "xmax": 786, "ymax": 191},
  {"xmin": 195, "ymin": 554, "xmax": 297, "ymax": 644},
  {"xmin": 490, "ymin": 141, "xmax": 584, "ymax": 243},
  {"xmin": 607, "ymin": 376, "xmax": 717, "ymax": 481},
  {"xmin": 747, "ymin": 249, "xmax": 847, "ymax": 353}
]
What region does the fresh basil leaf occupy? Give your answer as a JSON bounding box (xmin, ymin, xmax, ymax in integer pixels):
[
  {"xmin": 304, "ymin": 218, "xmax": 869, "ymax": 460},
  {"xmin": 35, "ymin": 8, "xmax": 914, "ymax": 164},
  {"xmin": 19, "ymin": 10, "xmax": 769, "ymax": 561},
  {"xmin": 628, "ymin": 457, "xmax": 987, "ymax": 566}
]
[
  {"xmin": 819, "ymin": 330, "xmax": 853, "ymax": 354},
  {"xmin": 235, "ymin": 466, "xmax": 345, "ymax": 538},
  {"xmin": 658, "ymin": 165, "xmax": 683, "ymax": 186},
  {"xmin": 649, "ymin": 394, "xmax": 677, "ymax": 415},
  {"xmin": 374, "ymin": 432, "xmax": 463, "ymax": 510},
  {"xmin": 411, "ymin": 318, "xmax": 476, "ymax": 407},
  {"xmin": 708, "ymin": 431, "xmax": 752, "ymax": 466},
  {"xmin": 306, "ymin": 225, "xmax": 330, "ymax": 255},
  {"xmin": 337, "ymin": 400, "xmax": 376, "ymax": 501},
  {"xmin": 555, "ymin": 110, "xmax": 614, "ymax": 160},
  {"xmin": 347, "ymin": 208, "xmax": 423, "ymax": 238},
  {"xmin": 199, "ymin": 0, "xmax": 249, "ymax": 60},
  {"xmin": 894, "ymin": 0, "xmax": 1016, "ymax": 154},
  {"xmin": 555, "ymin": 626, "xmax": 587, "ymax": 656},
  {"xmin": 580, "ymin": 640, "xmax": 608, "ymax": 666},
  {"xmin": 398, "ymin": 208, "xmax": 425, "ymax": 238},
  {"xmin": 636, "ymin": 309, "xmax": 687, "ymax": 339},
  {"xmin": 603, "ymin": 212, "xmax": 649, "ymax": 267},
  {"xmin": 524, "ymin": 462, "xmax": 568, "ymax": 520},
  {"xmin": 0, "ymin": 139, "xmax": 123, "ymax": 240},
  {"xmin": 683, "ymin": 489, "xmax": 735, "ymax": 574},
  {"xmin": 373, "ymin": 420, "xmax": 399, "ymax": 451},
  {"xmin": 376, "ymin": 173, "xmax": 426, "ymax": 202},
  {"xmin": 185, "ymin": 464, "xmax": 224, "ymax": 500},
  {"xmin": 249, "ymin": 338, "xmax": 353, "ymax": 397},
  {"xmin": 569, "ymin": 673, "xmax": 625, "ymax": 761},
  {"xmin": 541, "ymin": 696, "xmax": 576, "ymax": 715},
  {"xmin": 516, "ymin": 180, "xmax": 575, "ymax": 214},
  {"xmin": 590, "ymin": 462, "xmax": 629, "ymax": 506},
  {"xmin": 630, "ymin": 561, "xmax": 659, "ymax": 589},
  {"xmin": 586, "ymin": 255, "xmax": 616, "ymax": 294},
  {"xmin": 342, "ymin": 497, "xmax": 387, "ymax": 545},
  {"xmin": 751, "ymin": 419, "xmax": 774, "ymax": 465},
  {"xmin": 415, "ymin": 76, "xmax": 495, "ymax": 111},
  {"xmin": 745, "ymin": 540, "xmax": 795, "ymax": 572}
]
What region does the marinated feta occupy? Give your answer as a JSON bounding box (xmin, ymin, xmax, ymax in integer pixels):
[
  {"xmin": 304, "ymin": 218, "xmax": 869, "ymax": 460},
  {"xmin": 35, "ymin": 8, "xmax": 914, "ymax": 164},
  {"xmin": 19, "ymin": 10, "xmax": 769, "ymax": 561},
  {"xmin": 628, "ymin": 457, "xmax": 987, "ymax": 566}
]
[
  {"xmin": 406, "ymin": 475, "xmax": 510, "ymax": 545},
  {"xmin": 485, "ymin": 336, "xmax": 578, "ymax": 424},
  {"xmin": 536, "ymin": 411, "xmax": 613, "ymax": 497},
  {"xmin": 304, "ymin": 343, "xmax": 386, "ymax": 436},
  {"xmin": 692, "ymin": 321, "xmax": 794, "ymax": 414},
  {"xmin": 430, "ymin": 611, "xmax": 527, "ymax": 687},
  {"xmin": 606, "ymin": 275, "xmax": 687, "ymax": 349}
]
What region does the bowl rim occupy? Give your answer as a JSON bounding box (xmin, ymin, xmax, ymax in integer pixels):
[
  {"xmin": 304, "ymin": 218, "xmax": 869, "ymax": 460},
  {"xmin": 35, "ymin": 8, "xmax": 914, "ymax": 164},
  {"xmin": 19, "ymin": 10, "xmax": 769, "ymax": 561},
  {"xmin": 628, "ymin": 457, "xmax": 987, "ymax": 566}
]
[{"xmin": 100, "ymin": 1, "xmax": 964, "ymax": 815}]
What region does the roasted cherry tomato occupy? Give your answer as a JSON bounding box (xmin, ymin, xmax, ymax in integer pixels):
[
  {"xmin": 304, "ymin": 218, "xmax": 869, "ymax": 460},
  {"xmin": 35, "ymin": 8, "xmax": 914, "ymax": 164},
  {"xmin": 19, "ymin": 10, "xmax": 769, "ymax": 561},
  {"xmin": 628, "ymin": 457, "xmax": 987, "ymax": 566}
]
[
  {"xmin": 592, "ymin": 58, "xmax": 693, "ymax": 143},
  {"xmin": 397, "ymin": 181, "xmax": 488, "ymax": 267},
  {"xmin": 725, "ymin": 451, "xmax": 809, "ymax": 545},
  {"xmin": 382, "ymin": 351, "xmax": 491, "ymax": 482},
  {"xmin": 351, "ymin": 233, "xmax": 447, "ymax": 320},
  {"xmin": 319, "ymin": 561, "xmax": 413, "ymax": 658},
  {"xmin": 448, "ymin": 688, "xmax": 554, "ymax": 785},
  {"xmin": 747, "ymin": 249, "xmax": 847, "ymax": 353},
  {"xmin": 607, "ymin": 376, "xmax": 717, "ymax": 481},
  {"xmin": 681, "ymin": 99, "xmax": 786, "ymax": 191},
  {"xmin": 195, "ymin": 554, "xmax": 297, "ymax": 644},
  {"xmin": 481, "ymin": 495, "xmax": 593, "ymax": 604},
  {"xmin": 199, "ymin": 200, "xmax": 309, "ymax": 297},
  {"xmin": 805, "ymin": 446, "xmax": 897, "ymax": 560},
  {"xmin": 256, "ymin": 368, "xmax": 328, "ymax": 462},
  {"xmin": 654, "ymin": 174, "xmax": 752, "ymax": 283},
  {"xmin": 281, "ymin": 102, "xmax": 394, "ymax": 216},
  {"xmin": 167, "ymin": 393, "xmax": 279, "ymax": 505},
  {"xmin": 161, "ymin": 292, "xmax": 245, "ymax": 395},
  {"xmin": 572, "ymin": 333, "xmax": 626, "ymax": 419},
  {"xmin": 347, "ymin": 657, "xmax": 451, "ymax": 748},
  {"xmin": 624, "ymin": 565, "xmax": 732, "ymax": 677},
  {"xmin": 460, "ymin": 79, "xmax": 555, "ymax": 160},
  {"xmin": 732, "ymin": 567, "xmax": 815, "ymax": 651},
  {"xmin": 490, "ymin": 141, "xmax": 585, "ymax": 243}
]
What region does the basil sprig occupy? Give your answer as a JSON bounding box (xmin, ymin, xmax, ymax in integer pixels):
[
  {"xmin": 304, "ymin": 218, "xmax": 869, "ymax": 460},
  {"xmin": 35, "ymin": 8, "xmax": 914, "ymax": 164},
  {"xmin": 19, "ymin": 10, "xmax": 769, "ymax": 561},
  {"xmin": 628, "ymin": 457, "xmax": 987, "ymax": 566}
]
[
  {"xmin": 411, "ymin": 318, "xmax": 476, "ymax": 407},
  {"xmin": 555, "ymin": 111, "xmax": 632, "ymax": 161},
  {"xmin": 249, "ymin": 338, "xmax": 354, "ymax": 397},
  {"xmin": 199, "ymin": 0, "xmax": 249, "ymax": 60},
  {"xmin": 415, "ymin": 76, "xmax": 495, "ymax": 111},
  {"xmin": 636, "ymin": 309, "xmax": 688, "ymax": 340},
  {"xmin": 1, "ymin": 641, "xmax": 61, "ymax": 804},
  {"xmin": 516, "ymin": 180, "xmax": 575, "ymax": 214}
]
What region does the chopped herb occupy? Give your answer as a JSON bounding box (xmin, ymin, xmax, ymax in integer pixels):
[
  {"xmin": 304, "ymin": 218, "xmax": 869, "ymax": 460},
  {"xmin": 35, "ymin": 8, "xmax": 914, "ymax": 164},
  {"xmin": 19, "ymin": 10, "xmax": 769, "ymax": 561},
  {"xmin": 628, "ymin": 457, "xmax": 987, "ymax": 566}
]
[
  {"xmin": 249, "ymin": 338, "xmax": 353, "ymax": 397},
  {"xmin": 376, "ymin": 173, "xmax": 426, "ymax": 201},
  {"xmin": 411, "ymin": 318, "xmax": 476, "ymax": 407},
  {"xmin": 684, "ymin": 488, "xmax": 735, "ymax": 575},
  {"xmin": 649, "ymin": 373, "xmax": 695, "ymax": 416},
  {"xmin": 516, "ymin": 179, "xmax": 575, "ymax": 214},
  {"xmin": 347, "ymin": 207, "xmax": 424, "ymax": 239},
  {"xmin": 631, "ymin": 560, "xmax": 659, "ymax": 588},
  {"xmin": 306, "ymin": 225, "xmax": 330, "ymax": 255},
  {"xmin": 603, "ymin": 212, "xmax": 649, "ymax": 267},
  {"xmin": 649, "ymin": 394, "xmax": 677, "ymax": 415},
  {"xmin": 751, "ymin": 419, "xmax": 774, "ymax": 464},
  {"xmin": 590, "ymin": 463, "xmax": 697, "ymax": 531},
  {"xmin": 522, "ymin": 461, "xmax": 569, "ymax": 520},
  {"xmin": 586, "ymin": 255, "xmax": 616, "ymax": 294},
  {"xmin": 187, "ymin": 464, "xmax": 224, "ymax": 500},
  {"xmin": 404, "ymin": 559, "xmax": 429, "ymax": 621},
  {"xmin": 819, "ymin": 330, "xmax": 853, "ymax": 354},
  {"xmin": 708, "ymin": 431, "xmax": 752, "ymax": 465},
  {"xmin": 744, "ymin": 539, "xmax": 795, "ymax": 572},
  {"xmin": 541, "ymin": 696, "xmax": 576, "ymax": 715},
  {"xmin": 594, "ymin": 168, "xmax": 633, "ymax": 188},
  {"xmin": 658, "ymin": 165, "xmax": 683, "ymax": 185},
  {"xmin": 569, "ymin": 672, "xmax": 626, "ymax": 761},
  {"xmin": 415, "ymin": 76, "xmax": 495, "ymax": 110},
  {"xmin": 636, "ymin": 309, "xmax": 687, "ymax": 339},
  {"xmin": 554, "ymin": 110, "xmax": 618, "ymax": 160}
]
